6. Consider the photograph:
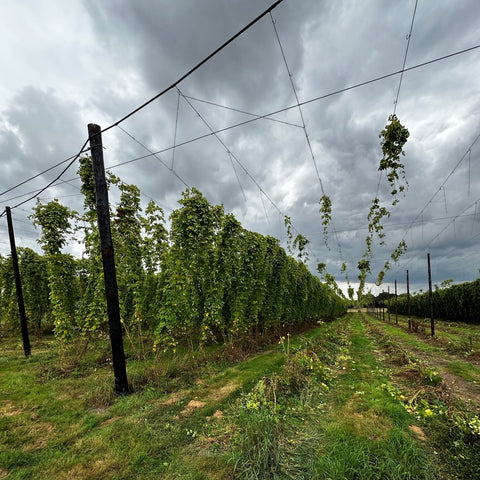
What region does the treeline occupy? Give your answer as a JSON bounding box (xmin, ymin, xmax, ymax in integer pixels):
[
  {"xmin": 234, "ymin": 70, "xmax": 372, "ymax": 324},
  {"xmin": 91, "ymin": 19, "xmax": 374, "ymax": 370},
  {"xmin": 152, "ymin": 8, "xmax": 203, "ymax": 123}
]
[
  {"xmin": 0, "ymin": 158, "xmax": 347, "ymax": 349},
  {"xmin": 396, "ymin": 279, "xmax": 480, "ymax": 324}
]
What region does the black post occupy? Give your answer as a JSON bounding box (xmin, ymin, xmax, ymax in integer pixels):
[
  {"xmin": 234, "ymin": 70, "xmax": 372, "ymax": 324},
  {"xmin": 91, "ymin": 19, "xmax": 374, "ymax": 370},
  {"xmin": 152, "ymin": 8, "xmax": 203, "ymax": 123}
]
[
  {"xmin": 382, "ymin": 291, "xmax": 385, "ymax": 322},
  {"xmin": 395, "ymin": 280, "xmax": 398, "ymax": 325},
  {"xmin": 5, "ymin": 206, "xmax": 31, "ymax": 357},
  {"xmin": 388, "ymin": 286, "xmax": 391, "ymax": 322},
  {"xmin": 406, "ymin": 270, "xmax": 411, "ymax": 330},
  {"xmin": 88, "ymin": 123, "xmax": 128, "ymax": 395},
  {"xmin": 427, "ymin": 253, "xmax": 435, "ymax": 337}
]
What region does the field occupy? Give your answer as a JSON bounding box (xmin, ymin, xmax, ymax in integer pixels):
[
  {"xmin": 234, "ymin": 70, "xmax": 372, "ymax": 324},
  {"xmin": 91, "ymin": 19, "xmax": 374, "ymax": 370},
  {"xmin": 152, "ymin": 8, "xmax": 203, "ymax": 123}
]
[{"xmin": 1, "ymin": 313, "xmax": 480, "ymax": 479}]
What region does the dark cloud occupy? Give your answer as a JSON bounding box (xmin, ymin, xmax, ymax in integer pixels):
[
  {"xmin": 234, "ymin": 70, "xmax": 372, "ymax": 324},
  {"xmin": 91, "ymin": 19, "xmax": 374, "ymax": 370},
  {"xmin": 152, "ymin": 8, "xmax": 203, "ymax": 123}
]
[{"xmin": 0, "ymin": 0, "xmax": 479, "ymax": 297}]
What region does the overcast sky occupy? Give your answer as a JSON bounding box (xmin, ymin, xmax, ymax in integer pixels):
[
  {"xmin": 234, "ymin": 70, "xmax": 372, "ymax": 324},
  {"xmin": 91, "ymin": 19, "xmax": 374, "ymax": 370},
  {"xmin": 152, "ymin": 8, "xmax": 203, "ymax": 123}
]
[{"xmin": 1, "ymin": 0, "xmax": 479, "ymax": 297}]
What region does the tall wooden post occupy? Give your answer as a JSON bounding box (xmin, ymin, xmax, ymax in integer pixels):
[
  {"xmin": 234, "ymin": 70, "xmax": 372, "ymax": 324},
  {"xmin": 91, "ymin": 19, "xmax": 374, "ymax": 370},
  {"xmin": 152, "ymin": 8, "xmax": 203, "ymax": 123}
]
[
  {"xmin": 388, "ymin": 286, "xmax": 391, "ymax": 322},
  {"xmin": 427, "ymin": 253, "xmax": 435, "ymax": 337},
  {"xmin": 395, "ymin": 280, "xmax": 398, "ymax": 325},
  {"xmin": 88, "ymin": 123, "xmax": 128, "ymax": 395},
  {"xmin": 406, "ymin": 270, "xmax": 411, "ymax": 330},
  {"xmin": 382, "ymin": 291, "xmax": 385, "ymax": 321},
  {"xmin": 5, "ymin": 206, "xmax": 31, "ymax": 357}
]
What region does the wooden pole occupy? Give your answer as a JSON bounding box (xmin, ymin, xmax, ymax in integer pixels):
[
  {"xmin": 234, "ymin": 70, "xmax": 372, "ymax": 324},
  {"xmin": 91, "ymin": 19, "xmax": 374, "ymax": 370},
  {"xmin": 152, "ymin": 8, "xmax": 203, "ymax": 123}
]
[
  {"xmin": 406, "ymin": 270, "xmax": 411, "ymax": 330},
  {"xmin": 382, "ymin": 291, "xmax": 385, "ymax": 322},
  {"xmin": 427, "ymin": 253, "xmax": 435, "ymax": 337},
  {"xmin": 88, "ymin": 123, "xmax": 128, "ymax": 395},
  {"xmin": 5, "ymin": 206, "xmax": 31, "ymax": 357},
  {"xmin": 388, "ymin": 286, "xmax": 391, "ymax": 322},
  {"xmin": 395, "ymin": 280, "xmax": 398, "ymax": 325}
]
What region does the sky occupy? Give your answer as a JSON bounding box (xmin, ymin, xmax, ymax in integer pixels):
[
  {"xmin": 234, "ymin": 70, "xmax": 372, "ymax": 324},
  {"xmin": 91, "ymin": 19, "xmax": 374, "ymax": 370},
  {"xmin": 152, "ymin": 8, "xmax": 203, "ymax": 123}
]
[{"xmin": 0, "ymin": 0, "xmax": 479, "ymax": 298}]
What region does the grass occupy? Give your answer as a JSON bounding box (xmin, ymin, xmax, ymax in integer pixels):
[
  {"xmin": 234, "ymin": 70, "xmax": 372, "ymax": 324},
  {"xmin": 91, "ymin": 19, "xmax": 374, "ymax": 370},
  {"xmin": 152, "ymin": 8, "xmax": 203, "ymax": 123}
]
[
  {"xmin": 0, "ymin": 322, "xmax": 312, "ymax": 479},
  {"xmin": 446, "ymin": 360, "xmax": 480, "ymax": 383},
  {"xmin": 312, "ymin": 316, "xmax": 433, "ymax": 480},
  {"xmin": 225, "ymin": 315, "xmax": 434, "ymax": 479},
  {"xmin": 2, "ymin": 314, "xmax": 480, "ymax": 479},
  {"xmin": 365, "ymin": 313, "xmax": 480, "ymax": 480}
]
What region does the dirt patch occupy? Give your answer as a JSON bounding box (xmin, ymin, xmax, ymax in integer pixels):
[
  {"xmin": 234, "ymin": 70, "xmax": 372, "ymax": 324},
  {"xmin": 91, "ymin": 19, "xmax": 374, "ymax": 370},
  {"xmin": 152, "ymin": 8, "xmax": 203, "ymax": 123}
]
[
  {"xmin": 174, "ymin": 399, "xmax": 207, "ymax": 419},
  {"xmin": 24, "ymin": 422, "xmax": 55, "ymax": 451},
  {"xmin": 100, "ymin": 416, "xmax": 121, "ymax": 427},
  {"xmin": 205, "ymin": 381, "xmax": 240, "ymax": 403},
  {"xmin": 340, "ymin": 395, "xmax": 392, "ymax": 439},
  {"xmin": 1, "ymin": 402, "xmax": 24, "ymax": 417},
  {"xmin": 61, "ymin": 456, "xmax": 118, "ymax": 480},
  {"xmin": 409, "ymin": 424, "xmax": 427, "ymax": 442},
  {"xmin": 0, "ymin": 468, "xmax": 9, "ymax": 479},
  {"xmin": 90, "ymin": 407, "xmax": 108, "ymax": 415},
  {"xmin": 206, "ymin": 410, "xmax": 224, "ymax": 421},
  {"xmin": 365, "ymin": 317, "xmax": 480, "ymax": 413},
  {"xmin": 158, "ymin": 390, "xmax": 186, "ymax": 406}
]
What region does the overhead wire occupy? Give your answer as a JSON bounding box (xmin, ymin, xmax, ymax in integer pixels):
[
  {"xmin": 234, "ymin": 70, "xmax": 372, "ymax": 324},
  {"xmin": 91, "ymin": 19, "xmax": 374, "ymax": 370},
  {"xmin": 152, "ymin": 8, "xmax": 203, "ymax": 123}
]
[
  {"xmin": 0, "ymin": 148, "xmax": 90, "ymax": 198},
  {"xmin": 0, "ymin": 176, "xmax": 83, "ymax": 206},
  {"xmin": 116, "ymin": 125, "xmax": 190, "ymax": 189},
  {"xmin": 3, "ymin": 42, "xmax": 479, "ymax": 209},
  {"xmin": 172, "ymin": 90, "xmax": 181, "ymax": 171},
  {"xmin": 0, "ymin": 0, "xmax": 285, "ymax": 213},
  {"xmin": 177, "ymin": 88, "xmax": 294, "ymax": 232},
  {"xmin": 270, "ymin": 11, "xmax": 346, "ymax": 272},
  {"xmin": 393, "ymin": 0, "xmax": 419, "ymax": 114},
  {"xmin": 0, "ymin": 140, "xmax": 89, "ymax": 216},
  {"xmin": 177, "ymin": 88, "xmax": 248, "ymax": 201},
  {"xmin": 105, "ymin": 45, "xmax": 480, "ymax": 172},
  {"xmin": 304, "ymin": 211, "xmax": 480, "ymax": 236},
  {"xmin": 395, "ymin": 131, "xmax": 480, "ymax": 245},
  {"xmin": 375, "ymin": 0, "xmax": 418, "ymax": 218},
  {"xmin": 385, "ymin": 194, "xmax": 480, "ymax": 281},
  {"xmin": 100, "ymin": 0, "xmax": 285, "ymax": 135},
  {"xmin": 181, "ymin": 94, "xmax": 303, "ymax": 129}
]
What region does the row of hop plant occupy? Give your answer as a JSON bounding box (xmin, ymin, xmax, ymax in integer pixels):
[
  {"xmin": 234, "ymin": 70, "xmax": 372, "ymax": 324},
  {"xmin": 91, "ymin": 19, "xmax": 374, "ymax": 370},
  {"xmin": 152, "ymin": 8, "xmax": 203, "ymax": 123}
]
[
  {"xmin": 0, "ymin": 158, "xmax": 348, "ymax": 351},
  {"xmin": 395, "ymin": 279, "xmax": 480, "ymax": 324}
]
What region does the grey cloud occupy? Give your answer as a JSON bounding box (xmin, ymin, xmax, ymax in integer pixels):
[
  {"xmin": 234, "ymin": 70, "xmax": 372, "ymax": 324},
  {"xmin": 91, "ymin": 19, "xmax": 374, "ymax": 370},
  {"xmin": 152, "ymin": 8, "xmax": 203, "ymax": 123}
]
[{"xmin": 0, "ymin": 0, "xmax": 479, "ymax": 296}]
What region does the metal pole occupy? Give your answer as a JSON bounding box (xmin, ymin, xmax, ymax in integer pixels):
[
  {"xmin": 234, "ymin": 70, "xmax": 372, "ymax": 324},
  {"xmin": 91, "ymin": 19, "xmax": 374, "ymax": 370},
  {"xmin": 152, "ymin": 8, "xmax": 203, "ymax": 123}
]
[
  {"xmin": 88, "ymin": 123, "xmax": 128, "ymax": 395},
  {"xmin": 427, "ymin": 253, "xmax": 435, "ymax": 337},
  {"xmin": 5, "ymin": 206, "xmax": 31, "ymax": 357}
]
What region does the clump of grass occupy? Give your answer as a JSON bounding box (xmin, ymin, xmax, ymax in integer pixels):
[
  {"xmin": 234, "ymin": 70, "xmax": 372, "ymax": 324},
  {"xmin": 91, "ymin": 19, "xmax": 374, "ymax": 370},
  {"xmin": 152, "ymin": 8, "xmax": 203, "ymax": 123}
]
[
  {"xmin": 424, "ymin": 411, "xmax": 480, "ymax": 479},
  {"xmin": 229, "ymin": 323, "xmax": 348, "ymax": 479},
  {"xmin": 446, "ymin": 360, "xmax": 480, "ymax": 382},
  {"xmin": 230, "ymin": 381, "xmax": 284, "ymax": 479},
  {"xmin": 317, "ymin": 425, "xmax": 434, "ymax": 480},
  {"xmin": 83, "ymin": 373, "xmax": 116, "ymax": 408}
]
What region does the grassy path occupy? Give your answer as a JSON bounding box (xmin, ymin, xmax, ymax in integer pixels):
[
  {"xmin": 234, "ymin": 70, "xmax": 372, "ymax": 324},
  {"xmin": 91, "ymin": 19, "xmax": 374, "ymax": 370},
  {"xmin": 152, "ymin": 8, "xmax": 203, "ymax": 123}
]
[
  {"xmin": 306, "ymin": 314, "xmax": 432, "ymax": 479},
  {"xmin": 363, "ymin": 314, "xmax": 480, "ymax": 479},
  {"xmin": 2, "ymin": 314, "xmax": 479, "ymax": 478},
  {"xmin": 365, "ymin": 315, "xmax": 480, "ymax": 412}
]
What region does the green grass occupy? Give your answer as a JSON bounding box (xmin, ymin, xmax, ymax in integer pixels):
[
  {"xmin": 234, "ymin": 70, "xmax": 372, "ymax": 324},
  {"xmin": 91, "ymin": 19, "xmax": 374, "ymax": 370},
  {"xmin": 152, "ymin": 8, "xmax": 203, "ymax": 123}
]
[
  {"xmin": 365, "ymin": 313, "xmax": 480, "ymax": 480},
  {"xmin": 313, "ymin": 316, "xmax": 433, "ymax": 480},
  {"xmin": 0, "ymin": 322, "xmax": 314, "ymax": 479},
  {"xmin": 226, "ymin": 315, "xmax": 434, "ymax": 480},
  {"xmin": 2, "ymin": 314, "xmax": 478, "ymax": 479},
  {"xmin": 379, "ymin": 321, "xmax": 438, "ymax": 353},
  {"xmin": 446, "ymin": 360, "xmax": 480, "ymax": 383},
  {"xmin": 379, "ymin": 313, "xmax": 480, "ymax": 357}
]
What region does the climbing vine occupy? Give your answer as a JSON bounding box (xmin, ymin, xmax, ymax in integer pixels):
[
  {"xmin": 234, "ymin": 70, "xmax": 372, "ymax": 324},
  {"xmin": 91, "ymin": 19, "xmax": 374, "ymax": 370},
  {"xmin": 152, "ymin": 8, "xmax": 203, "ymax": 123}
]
[
  {"xmin": 356, "ymin": 115, "xmax": 410, "ymax": 303},
  {"xmin": 319, "ymin": 195, "xmax": 332, "ymax": 248},
  {"xmin": 379, "ymin": 114, "xmax": 410, "ymax": 205}
]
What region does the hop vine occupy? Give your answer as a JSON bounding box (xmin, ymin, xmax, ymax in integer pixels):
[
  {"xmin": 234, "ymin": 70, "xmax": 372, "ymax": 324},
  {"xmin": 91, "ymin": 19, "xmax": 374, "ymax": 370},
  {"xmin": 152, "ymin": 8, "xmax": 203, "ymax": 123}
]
[
  {"xmin": 379, "ymin": 114, "xmax": 410, "ymax": 205},
  {"xmin": 319, "ymin": 195, "xmax": 332, "ymax": 248}
]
